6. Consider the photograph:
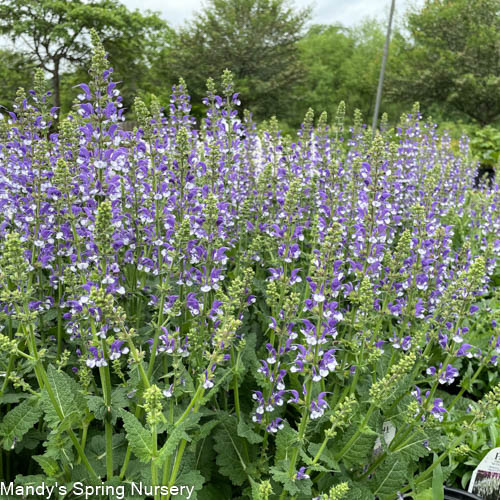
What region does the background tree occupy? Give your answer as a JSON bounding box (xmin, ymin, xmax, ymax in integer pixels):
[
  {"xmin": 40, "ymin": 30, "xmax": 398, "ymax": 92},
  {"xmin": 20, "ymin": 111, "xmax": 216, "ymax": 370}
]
[
  {"xmin": 387, "ymin": 0, "xmax": 500, "ymax": 125},
  {"xmin": 168, "ymin": 0, "xmax": 311, "ymax": 121},
  {"xmin": 292, "ymin": 20, "xmax": 407, "ymax": 127},
  {"xmin": 0, "ymin": 49, "xmax": 35, "ymax": 110},
  {"xmin": 0, "ymin": 0, "xmax": 171, "ymax": 113}
]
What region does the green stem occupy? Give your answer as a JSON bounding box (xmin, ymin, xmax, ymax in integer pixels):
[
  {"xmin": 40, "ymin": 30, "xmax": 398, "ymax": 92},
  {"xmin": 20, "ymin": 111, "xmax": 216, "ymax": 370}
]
[
  {"xmin": 152, "ymin": 425, "xmax": 159, "ymax": 500},
  {"xmin": 38, "ymin": 364, "xmax": 98, "ymax": 480},
  {"xmin": 147, "ymin": 293, "xmax": 166, "ymax": 380},
  {"xmin": 164, "ymin": 387, "xmax": 205, "ymax": 500}
]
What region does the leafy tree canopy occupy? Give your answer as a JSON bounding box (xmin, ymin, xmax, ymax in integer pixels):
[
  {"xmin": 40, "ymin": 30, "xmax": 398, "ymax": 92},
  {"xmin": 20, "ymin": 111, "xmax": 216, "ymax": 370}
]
[
  {"xmin": 388, "ymin": 0, "xmax": 500, "ymax": 125},
  {"xmin": 0, "ymin": 0, "xmax": 172, "ymax": 112},
  {"xmin": 0, "ymin": 49, "xmax": 35, "ymax": 110},
  {"xmin": 168, "ymin": 0, "xmax": 311, "ymax": 121}
]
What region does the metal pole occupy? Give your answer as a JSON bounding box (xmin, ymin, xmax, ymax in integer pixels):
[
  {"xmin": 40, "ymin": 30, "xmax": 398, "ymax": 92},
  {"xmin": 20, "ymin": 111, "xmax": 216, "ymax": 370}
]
[{"xmin": 372, "ymin": 0, "xmax": 396, "ymax": 137}]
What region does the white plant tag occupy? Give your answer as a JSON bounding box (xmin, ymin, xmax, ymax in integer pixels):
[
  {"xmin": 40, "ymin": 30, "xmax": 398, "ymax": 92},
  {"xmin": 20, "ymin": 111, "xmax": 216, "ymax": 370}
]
[
  {"xmin": 373, "ymin": 421, "xmax": 396, "ymax": 456},
  {"xmin": 468, "ymin": 447, "xmax": 500, "ymax": 499}
]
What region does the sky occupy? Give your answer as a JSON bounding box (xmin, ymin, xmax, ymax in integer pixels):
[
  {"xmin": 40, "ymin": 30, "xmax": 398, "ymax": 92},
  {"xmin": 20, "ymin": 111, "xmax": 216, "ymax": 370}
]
[{"xmin": 120, "ymin": 0, "xmax": 426, "ymax": 29}]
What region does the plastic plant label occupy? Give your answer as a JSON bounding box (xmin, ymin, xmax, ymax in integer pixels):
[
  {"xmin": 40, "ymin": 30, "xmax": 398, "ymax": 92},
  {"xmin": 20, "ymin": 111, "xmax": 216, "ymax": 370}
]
[
  {"xmin": 373, "ymin": 420, "xmax": 396, "ymax": 456},
  {"xmin": 468, "ymin": 447, "xmax": 500, "ymax": 500}
]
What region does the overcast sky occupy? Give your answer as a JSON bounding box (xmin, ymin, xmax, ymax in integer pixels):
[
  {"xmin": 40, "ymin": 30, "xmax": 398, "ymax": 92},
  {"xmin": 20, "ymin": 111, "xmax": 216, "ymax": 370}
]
[{"xmin": 120, "ymin": 0, "xmax": 425, "ymax": 28}]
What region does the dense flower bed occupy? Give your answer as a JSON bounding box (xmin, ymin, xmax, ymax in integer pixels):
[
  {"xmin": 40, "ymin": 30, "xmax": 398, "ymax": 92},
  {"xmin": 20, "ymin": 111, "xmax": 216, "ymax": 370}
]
[{"xmin": 0, "ymin": 36, "xmax": 499, "ymax": 500}]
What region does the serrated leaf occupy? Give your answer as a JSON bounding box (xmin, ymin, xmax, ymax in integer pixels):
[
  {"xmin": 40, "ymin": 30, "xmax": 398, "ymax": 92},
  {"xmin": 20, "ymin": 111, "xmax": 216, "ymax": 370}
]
[
  {"xmin": 392, "ymin": 428, "xmax": 431, "ymax": 462},
  {"xmin": 213, "ymin": 415, "xmax": 247, "ymax": 486},
  {"xmin": 340, "ymin": 428, "xmax": 378, "ymax": 469},
  {"xmin": 119, "ymin": 409, "xmax": 153, "ymax": 463},
  {"xmin": 43, "ymin": 431, "xmax": 74, "ymax": 463},
  {"xmin": 0, "ymin": 396, "xmax": 42, "ymax": 450},
  {"xmin": 0, "ymin": 393, "xmax": 28, "ymax": 405},
  {"xmin": 40, "ymin": 365, "xmax": 87, "ymax": 429},
  {"xmin": 270, "ymin": 464, "xmax": 312, "ymax": 498},
  {"xmin": 154, "ymin": 413, "xmax": 200, "ymax": 467},
  {"xmin": 344, "ymin": 484, "xmax": 375, "ymax": 500},
  {"xmin": 275, "ymin": 424, "xmax": 298, "ymax": 463},
  {"xmin": 371, "ymin": 455, "xmax": 409, "ymax": 499},
  {"xmin": 57, "ymin": 410, "xmax": 80, "ymax": 433},
  {"xmin": 87, "ymin": 388, "xmax": 128, "ymax": 425},
  {"xmin": 14, "ymin": 474, "xmax": 57, "ymax": 486},
  {"xmin": 86, "ymin": 433, "xmax": 126, "ymax": 476},
  {"xmin": 270, "ymin": 466, "xmax": 299, "ymax": 495},
  {"xmin": 240, "ymin": 330, "xmax": 259, "ymax": 376},
  {"xmin": 32, "ymin": 455, "xmax": 59, "ymax": 477},
  {"xmin": 237, "ymin": 418, "xmax": 263, "ymax": 444},
  {"xmin": 86, "ymin": 395, "xmax": 107, "ymax": 421},
  {"xmin": 192, "ymin": 419, "xmax": 219, "ymax": 444},
  {"xmin": 176, "ymin": 470, "xmax": 205, "ymax": 499},
  {"xmin": 249, "ymin": 477, "xmax": 263, "ymax": 500},
  {"xmin": 307, "ymin": 442, "xmax": 339, "ymax": 470}
]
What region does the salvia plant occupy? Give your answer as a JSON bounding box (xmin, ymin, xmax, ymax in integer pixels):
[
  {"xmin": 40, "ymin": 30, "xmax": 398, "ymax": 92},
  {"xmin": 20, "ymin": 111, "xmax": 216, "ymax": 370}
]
[{"xmin": 0, "ymin": 33, "xmax": 499, "ymax": 500}]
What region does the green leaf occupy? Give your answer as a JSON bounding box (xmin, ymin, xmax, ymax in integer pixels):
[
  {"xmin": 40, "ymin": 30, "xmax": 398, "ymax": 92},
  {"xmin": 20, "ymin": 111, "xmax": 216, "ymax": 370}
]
[
  {"xmin": 0, "ymin": 396, "xmax": 42, "ymax": 450},
  {"xmin": 342, "ymin": 481, "xmax": 375, "ymax": 500},
  {"xmin": 176, "ymin": 470, "xmax": 205, "ymax": 499},
  {"xmin": 337, "ymin": 425, "xmax": 378, "ymax": 469},
  {"xmin": 393, "ymin": 428, "xmax": 431, "ymax": 462},
  {"xmin": 275, "ymin": 424, "xmax": 298, "ymax": 463},
  {"xmin": 269, "ymin": 466, "xmax": 299, "ymax": 495},
  {"xmin": 237, "ymin": 418, "xmax": 263, "ymax": 444},
  {"xmin": 40, "ymin": 365, "xmax": 87, "ymax": 429},
  {"xmin": 86, "ymin": 395, "xmax": 107, "ymax": 421},
  {"xmin": 249, "ymin": 477, "xmax": 263, "ymax": 500},
  {"xmin": 86, "ymin": 433, "xmax": 127, "ymax": 477},
  {"xmin": 191, "ymin": 419, "xmax": 219, "ymax": 444},
  {"xmin": 371, "ymin": 455, "xmax": 409, "ymax": 499},
  {"xmin": 119, "ymin": 409, "xmax": 153, "ymax": 463},
  {"xmin": 213, "ymin": 415, "xmax": 247, "ymax": 486},
  {"xmin": 0, "ymin": 392, "xmax": 28, "ymax": 405},
  {"xmin": 87, "ymin": 388, "xmax": 128, "ymax": 425},
  {"xmin": 270, "ymin": 464, "xmax": 312, "ymax": 498},
  {"xmin": 32, "ymin": 455, "xmax": 60, "ymax": 477},
  {"xmin": 43, "ymin": 432, "xmax": 74, "ymax": 463},
  {"xmin": 432, "ymin": 454, "xmax": 444, "ymax": 500},
  {"xmin": 154, "ymin": 413, "xmax": 200, "ymax": 467},
  {"xmin": 414, "ymin": 489, "xmax": 434, "ymax": 500},
  {"xmin": 307, "ymin": 442, "xmax": 339, "ymax": 470}
]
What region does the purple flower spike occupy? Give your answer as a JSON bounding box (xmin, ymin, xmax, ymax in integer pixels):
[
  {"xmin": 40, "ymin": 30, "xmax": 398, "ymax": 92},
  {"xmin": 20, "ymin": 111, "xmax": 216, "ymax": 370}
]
[
  {"xmin": 266, "ymin": 417, "xmax": 284, "ymax": 433},
  {"xmin": 456, "ymin": 344, "xmax": 473, "ymax": 358},
  {"xmin": 296, "ymin": 467, "xmax": 310, "ymax": 480},
  {"xmin": 430, "ymin": 399, "xmax": 447, "ymax": 421},
  {"xmin": 438, "ymin": 364, "xmax": 459, "ymax": 385}
]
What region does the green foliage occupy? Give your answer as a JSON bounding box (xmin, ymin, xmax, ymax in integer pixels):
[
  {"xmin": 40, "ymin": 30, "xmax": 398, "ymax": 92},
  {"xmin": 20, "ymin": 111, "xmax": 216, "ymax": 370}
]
[
  {"xmin": 168, "ymin": 0, "xmax": 310, "ymax": 121},
  {"xmin": 388, "ymin": 0, "xmax": 500, "ymax": 125},
  {"xmin": 213, "ymin": 415, "xmax": 248, "ymax": 486},
  {"xmin": 371, "ymin": 455, "xmax": 409, "ymax": 498},
  {"xmin": 0, "ymin": 396, "xmax": 42, "ymax": 450},
  {"xmin": 0, "ymin": 0, "xmax": 171, "ymax": 112},
  {"xmin": 470, "ymin": 125, "xmax": 500, "ymax": 167},
  {"xmin": 274, "ymin": 423, "xmax": 298, "ymax": 463},
  {"xmin": 294, "ymin": 21, "xmax": 406, "ymax": 127},
  {"xmin": 0, "ymin": 50, "xmax": 35, "ymax": 110},
  {"xmin": 432, "ymin": 455, "xmax": 444, "ymax": 500},
  {"xmin": 154, "ymin": 413, "xmax": 201, "ymax": 467},
  {"xmin": 237, "ymin": 417, "xmax": 264, "ymax": 444},
  {"xmin": 86, "ymin": 387, "xmax": 128, "ymax": 425},
  {"xmin": 40, "ymin": 365, "xmax": 87, "ymax": 430},
  {"xmin": 119, "ymin": 409, "xmax": 154, "ymax": 463}
]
